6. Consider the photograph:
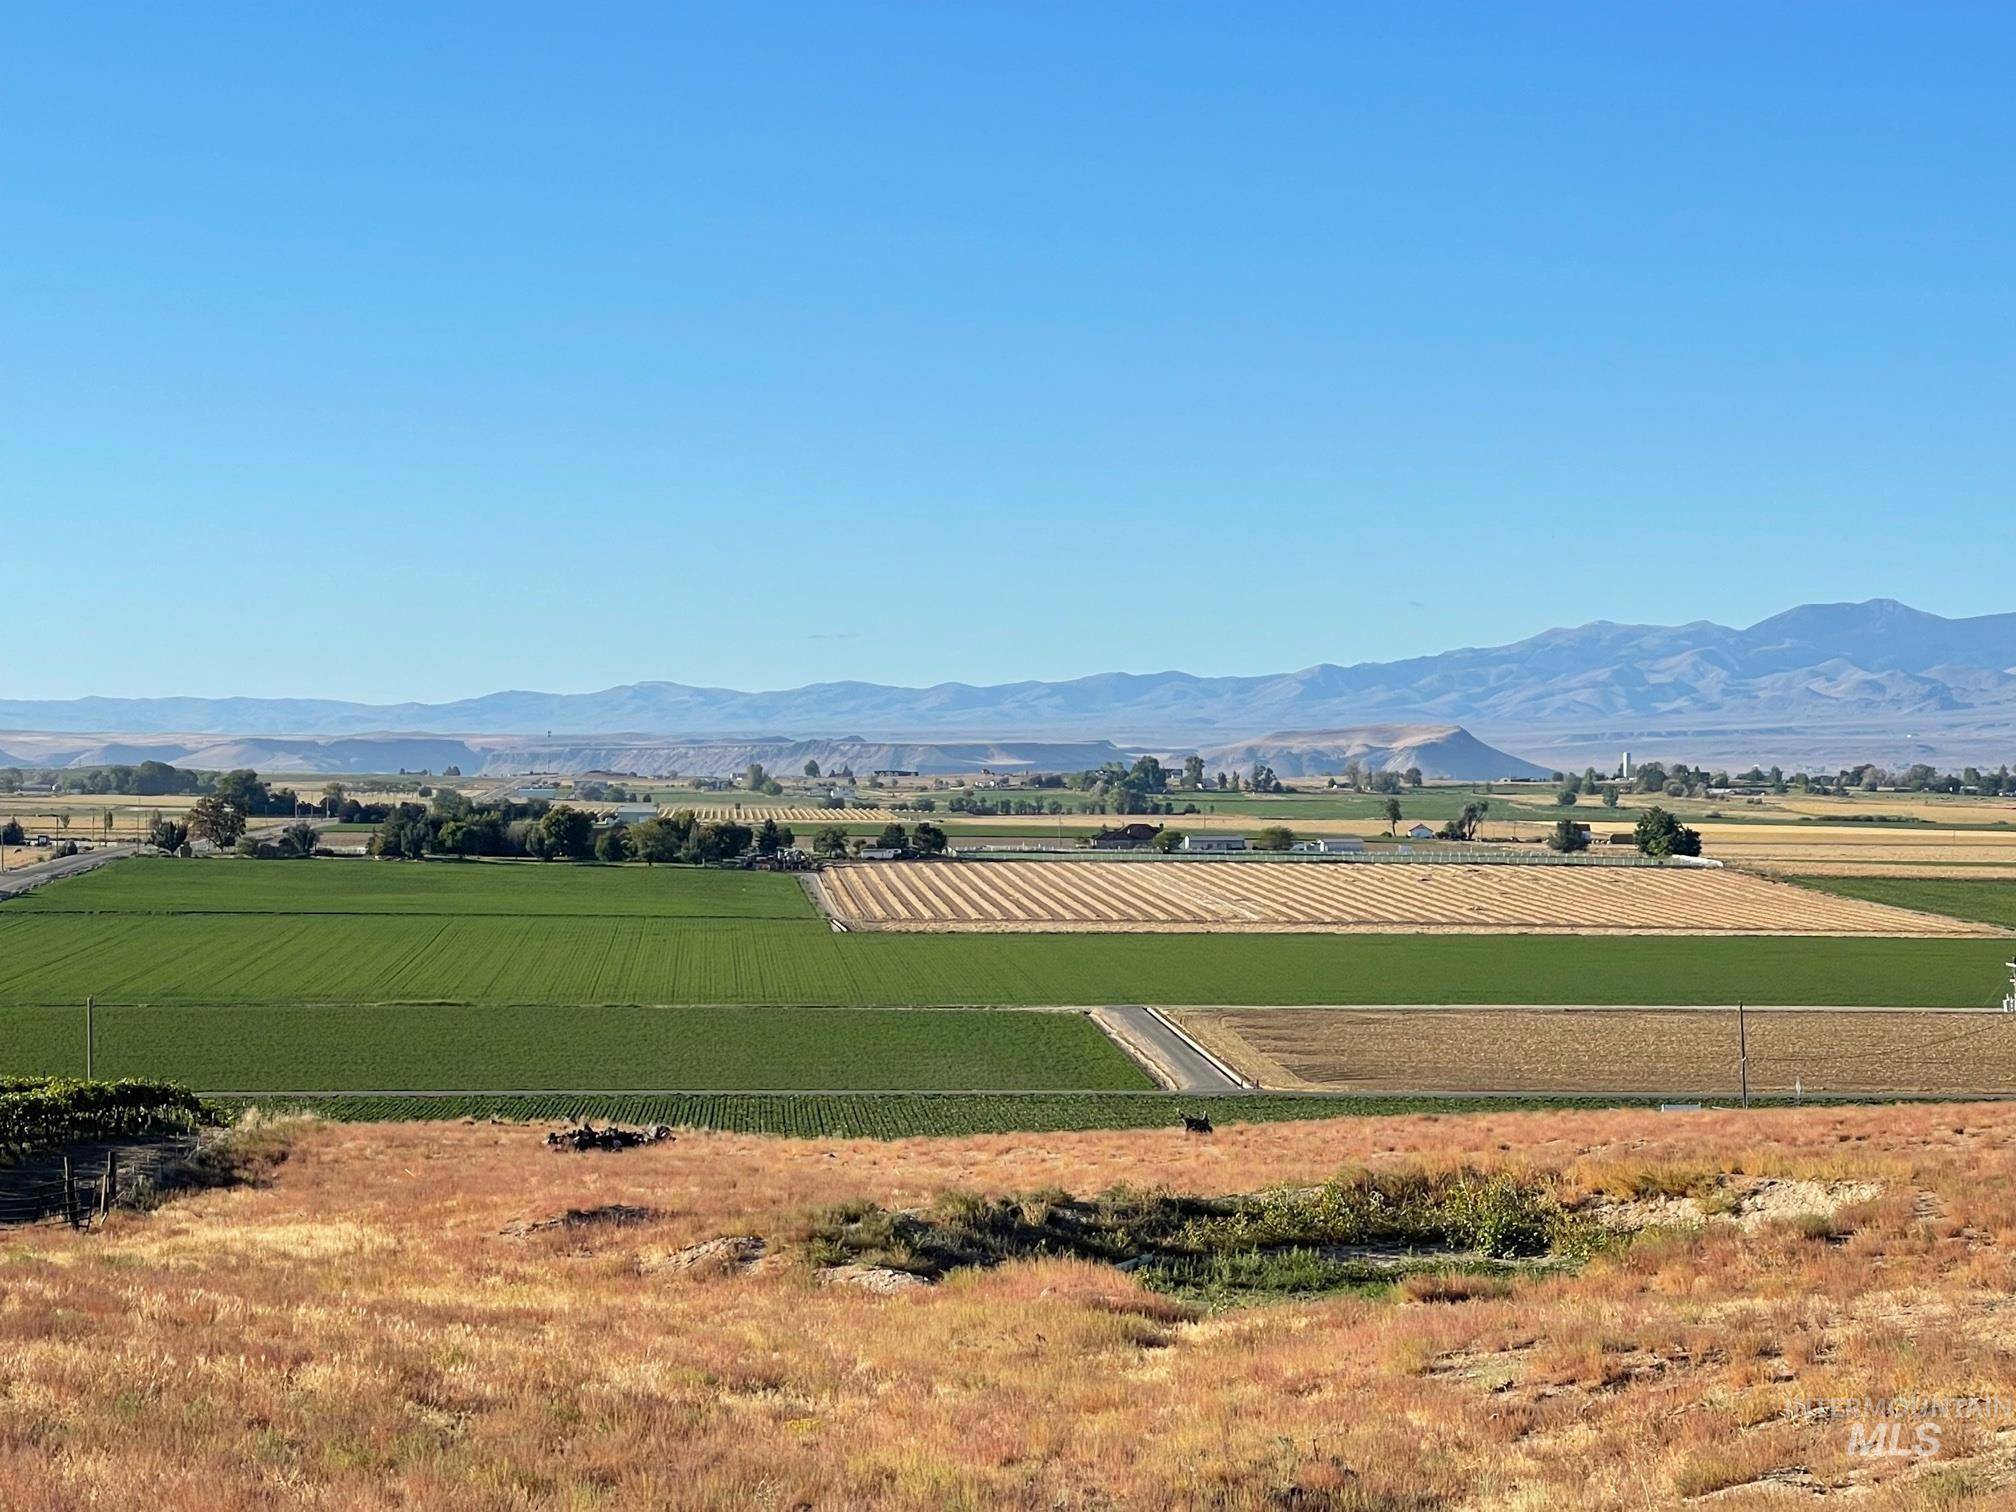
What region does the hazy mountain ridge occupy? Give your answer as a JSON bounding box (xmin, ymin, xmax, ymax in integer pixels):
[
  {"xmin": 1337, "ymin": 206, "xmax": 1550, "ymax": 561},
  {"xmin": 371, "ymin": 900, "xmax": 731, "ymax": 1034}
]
[
  {"xmin": 3, "ymin": 601, "xmax": 2012, "ymax": 767},
  {"xmin": 1190, "ymin": 726, "xmax": 1552, "ymax": 781},
  {"xmin": 0, "ymin": 728, "xmax": 1541, "ymax": 781}
]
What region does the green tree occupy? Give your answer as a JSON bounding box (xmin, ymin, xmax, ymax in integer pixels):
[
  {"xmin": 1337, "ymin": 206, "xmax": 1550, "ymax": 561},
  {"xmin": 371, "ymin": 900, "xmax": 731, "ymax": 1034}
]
[
  {"xmin": 188, "ymin": 796, "xmax": 246, "ymax": 849},
  {"xmin": 1602, "ymin": 785, "xmax": 1622, "ymax": 808},
  {"xmin": 813, "ymin": 825, "xmax": 850, "ymax": 858},
  {"xmin": 1546, "ymin": 819, "xmax": 1590, "ymax": 853},
  {"xmin": 1181, "ymin": 754, "xmax": 1206, "ymax": 790},
  {"xmin": 0, "ymin": 819, "xmax": 24, "ymax": 847},
  {"xmin": 1435, "ymin": 800, "xmax": 1489, "ymax": 842},
  {"xmin": 1251, "ymin": 826, "xmax": 1295, "ymax": 851},
  {"xmin": 1383, "ymin": 798, "xmax": 1403, "ymax": 835},
  {"xmin": 1555, "ymin": 787, "xmax": 1579, "ymax": 807},
  {"xmin": 910, "ymin": 822, "xmax": 948, "ymax": 856},
  {"xmin": 1151, "ymin": 828, "xmax": 1183, "ymax": 853},
  {"xmin": 1633, "ymin": 806, "xmax": 1702, "ymax": 858},
  {"xmin": 213, "ymin": 769, "xmax": 272, "ymax": 815},
  {"xmin": 277, "ymin": 821, "xmax": 319, "ymax": 858},
  {"xmin": 1404, "ymin": 767, "xmax": 1424, "ymax": 788},
  {"xmin": 627, "ymin": 817, "xmax": 683, "ymax": 865},
  {"xmin": 532, "ymin": 805, "xmax": 597, "ymax": 861},
  {"xmin": 594, "ymin": 824, "xmax": 631, "ymax": 863},
  {"xmin": 803, "ymin": 759, "xmax": 821, "ymax": 779},
  {"xmin": 369, "ymin": 807, "xmax": 430, "ymax": 860},
  {"xmin": 756, "ymin": 818, "xmax": 784, "ymax": 856},
  {"xmin": 686, "ymin": 821, "xmax": 752, "ymax": 863},
  {"xmin": 1127, "ymin": 756, "xmax": 1167, "ymax": 793},
  {"xmin": 146, "ymin": 816, "xmax": 190, "ymax": 853},
  {"xmin": 431, "ymin": 790, "xmax": 474, "ymax": 826}
]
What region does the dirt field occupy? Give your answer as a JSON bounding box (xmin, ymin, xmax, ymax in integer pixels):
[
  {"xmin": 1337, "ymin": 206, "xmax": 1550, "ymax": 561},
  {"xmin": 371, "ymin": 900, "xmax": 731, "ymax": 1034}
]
[
  {"xmin": 1690, "ymin": 824, "xmax": 2016, "ymax": 868},
  {"xmin": 7, "ymin": 1108, "xmax": 2016, "ymax": 1508},
  {"xmin": 812, "ymin": 860, "xmax": 1999, "ymax": 935},
  {"xmin": 1745, "ymin": 861, "xmax": 2016, "ymax": 880},
  {"xmin": 1175, "ymin": 1006, "xmax": 2016, "ymax": 1096},
  {"xmin": 0, "ymin": 812, "xmax": 157, "ymax": 841}
]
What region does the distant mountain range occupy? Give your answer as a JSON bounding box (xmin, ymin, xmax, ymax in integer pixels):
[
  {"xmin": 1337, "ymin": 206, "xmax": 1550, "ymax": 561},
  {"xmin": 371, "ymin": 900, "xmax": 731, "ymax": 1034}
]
[
  {"xmin": 0, "ymin": 728, "xmax": 1546, "ymax": 781},
  {"xmin": 4, "ymin": 600, "xmax": 2013, "ymax": 770}
]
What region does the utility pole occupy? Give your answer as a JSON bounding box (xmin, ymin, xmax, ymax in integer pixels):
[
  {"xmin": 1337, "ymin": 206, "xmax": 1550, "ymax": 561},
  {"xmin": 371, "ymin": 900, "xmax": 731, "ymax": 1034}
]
[{"xmin": 1737, "ymin": 1000, "xmax": 1749, "ymax": 1109}]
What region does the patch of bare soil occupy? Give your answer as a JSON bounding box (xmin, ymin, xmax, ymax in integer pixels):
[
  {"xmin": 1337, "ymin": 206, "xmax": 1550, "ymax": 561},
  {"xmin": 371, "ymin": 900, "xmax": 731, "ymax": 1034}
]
[
  {"xmin": 648, "ymin": 1234, "xmax": 769, "ymax": 1276},
  {"xmin": 1586, "ymin": 1175, "xmax": 1883, "ymax": 1233},
  {"xmin": 819, "ymin": 1264, "xmax": 931, "ymax": 1294},
  {"xmin": 500, "ymin": 1203, "xmax": 660, "ymax": 1238}
]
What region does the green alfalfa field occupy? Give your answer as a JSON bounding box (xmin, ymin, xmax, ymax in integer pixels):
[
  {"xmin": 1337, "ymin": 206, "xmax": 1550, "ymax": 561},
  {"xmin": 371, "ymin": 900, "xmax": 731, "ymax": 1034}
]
[
  {"xmin": 1, "ymin": 857, "xmax": 2009, "ymax": 1011},
  {"xmin": 1, "ymin": 858, "xmax": 2011, "ymax": 1095}
]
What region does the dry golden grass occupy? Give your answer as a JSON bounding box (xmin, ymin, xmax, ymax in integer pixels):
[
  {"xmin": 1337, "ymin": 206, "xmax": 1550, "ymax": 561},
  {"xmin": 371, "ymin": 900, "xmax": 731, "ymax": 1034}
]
[
  {"xmin": 813, "ymin": 859, "xmax": 1997, "ymax": 935},
  {"xmin": 0, "ymin": 811, "xmax": 158, "ymax": 839},
  {"xmin": 1176, "ymin": 1006, "xmax": 2016, "ymax": 1096},
  {"xmin": 6, "ymin": 1106, "xmax": 2016, "ymax": 1508}
]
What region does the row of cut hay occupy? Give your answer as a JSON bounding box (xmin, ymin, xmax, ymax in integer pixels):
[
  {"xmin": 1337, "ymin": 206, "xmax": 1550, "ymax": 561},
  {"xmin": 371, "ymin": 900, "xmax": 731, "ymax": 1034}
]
[
  {"xmin": 817, "ymin": 861, "xmax": 2000, "ymax": 936},
  {"xmin": 684, "ymin": 806, "xmax": 902, "ymax": 824}
]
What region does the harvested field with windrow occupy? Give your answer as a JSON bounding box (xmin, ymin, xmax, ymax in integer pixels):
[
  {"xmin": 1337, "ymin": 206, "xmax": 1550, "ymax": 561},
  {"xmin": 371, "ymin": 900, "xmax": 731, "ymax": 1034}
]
[
  {"xmin": 812, "ymin": 860, "xmax": 2001, "ymax": 936},
  {"xmin": 687, "ymin": 806, "xmax": 901, "ymax": 824},
  {"xmin": 1176, "ymin": 1006, "xmax": 2016, "ymax": 1097}
]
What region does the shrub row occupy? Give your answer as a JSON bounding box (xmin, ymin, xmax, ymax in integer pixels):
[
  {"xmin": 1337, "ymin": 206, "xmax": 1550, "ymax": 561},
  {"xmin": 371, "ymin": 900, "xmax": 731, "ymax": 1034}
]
[{"xmin": 0, "ymin": 1077, "xmax": 224, "ymax": 1162}]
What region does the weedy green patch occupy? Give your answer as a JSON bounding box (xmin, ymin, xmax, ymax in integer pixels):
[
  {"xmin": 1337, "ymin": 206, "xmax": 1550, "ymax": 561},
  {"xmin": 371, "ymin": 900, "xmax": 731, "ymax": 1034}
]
[{"xmin": 802, "ymin": 1166, "xmax": 1608, "ymax": 1305}]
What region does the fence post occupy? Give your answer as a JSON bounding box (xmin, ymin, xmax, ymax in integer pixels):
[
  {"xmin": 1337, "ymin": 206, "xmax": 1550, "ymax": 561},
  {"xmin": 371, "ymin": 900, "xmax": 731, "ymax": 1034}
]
[
  {"xmin": 100, "ymin": 1151, "xmax": 116, "ymax": 1221},
  {"xmin": 62, "ymin": 1156, "xmax": 76, "ymax": 1229}
]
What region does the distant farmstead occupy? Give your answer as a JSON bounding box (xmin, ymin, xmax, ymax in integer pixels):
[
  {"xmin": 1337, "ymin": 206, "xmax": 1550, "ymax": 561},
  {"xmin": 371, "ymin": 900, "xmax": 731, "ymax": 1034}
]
[
  {"xmin": 599, "ymin": 803, "xmax": 660, "ymax": 825},
  {"xmin": 1090, "ymin": 822, "xmax": 1163, "ymax": 850},
  {"xmin": 1291, "ymin": 837, "xmax": 1365, "ymax": 855},
  {"xmin": 1181, "ymin": 834, "xmax": 1248, "ymax": 853},
  {"xmin": 1403, "ymin": 822, "xmax": 1437, "ymax": 840}
]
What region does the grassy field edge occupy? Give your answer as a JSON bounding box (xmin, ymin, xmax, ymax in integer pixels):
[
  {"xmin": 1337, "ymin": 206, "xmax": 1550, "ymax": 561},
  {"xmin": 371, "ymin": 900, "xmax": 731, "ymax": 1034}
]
[{"xmin": 210, "ymin": 1088, "xmax": 2008, "ymax": 1138}]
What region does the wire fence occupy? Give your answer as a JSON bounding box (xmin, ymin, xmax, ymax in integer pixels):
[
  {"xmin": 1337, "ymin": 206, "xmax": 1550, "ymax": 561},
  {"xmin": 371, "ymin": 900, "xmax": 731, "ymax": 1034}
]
[{"xmin": 0, "ymin": 1135, "xmax": 201, "ymax": 1228}]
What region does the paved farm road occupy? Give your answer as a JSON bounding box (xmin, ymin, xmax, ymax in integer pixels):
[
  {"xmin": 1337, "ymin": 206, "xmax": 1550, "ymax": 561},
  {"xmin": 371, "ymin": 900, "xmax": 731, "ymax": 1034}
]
[
  {"xmin": 1092, "ymin": 1005, "xmax": 1247, "ymax": 1092},
  {"xmin": 0, "ymin": 844, "xmax": 136, "ymax": 900}
]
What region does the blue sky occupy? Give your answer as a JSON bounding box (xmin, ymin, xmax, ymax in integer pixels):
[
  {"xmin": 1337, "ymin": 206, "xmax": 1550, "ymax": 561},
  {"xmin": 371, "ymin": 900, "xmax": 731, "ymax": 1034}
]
[{"xmin": 3, "ymin": 4, "xmax": 2011, "ymax": 702}]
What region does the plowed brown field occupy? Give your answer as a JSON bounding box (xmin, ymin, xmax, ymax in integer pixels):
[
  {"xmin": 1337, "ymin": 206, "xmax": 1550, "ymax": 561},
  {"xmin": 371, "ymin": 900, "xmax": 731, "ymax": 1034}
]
[
  {"xmin": 813, "ymin": 860, "xmax": 2000, "ymax": 936},
  {"xmin": 1175, "ymin": 1005, "xmax": 2016, "ymax": 1096}
]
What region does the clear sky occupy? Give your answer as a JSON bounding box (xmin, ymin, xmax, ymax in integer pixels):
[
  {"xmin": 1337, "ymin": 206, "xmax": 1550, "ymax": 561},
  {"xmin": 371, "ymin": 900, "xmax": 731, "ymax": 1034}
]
[{"xmin": 3, "ymin": 4, "xmax": 2011, "ymax": 702}]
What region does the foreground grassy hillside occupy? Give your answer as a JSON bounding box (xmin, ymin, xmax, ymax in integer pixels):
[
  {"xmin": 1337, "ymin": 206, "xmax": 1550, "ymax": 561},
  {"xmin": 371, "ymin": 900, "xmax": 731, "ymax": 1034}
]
[{"xmin": 5, "ymin": 1105, "xmax": 2011, "ymax": 1507}]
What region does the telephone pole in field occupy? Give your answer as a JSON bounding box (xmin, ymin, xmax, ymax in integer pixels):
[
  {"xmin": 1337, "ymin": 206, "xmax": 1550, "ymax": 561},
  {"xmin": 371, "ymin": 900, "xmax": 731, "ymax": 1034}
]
[{"xmin": 1737, "ymin": 1001, "xmax": 1749, "ymax": 1109}]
